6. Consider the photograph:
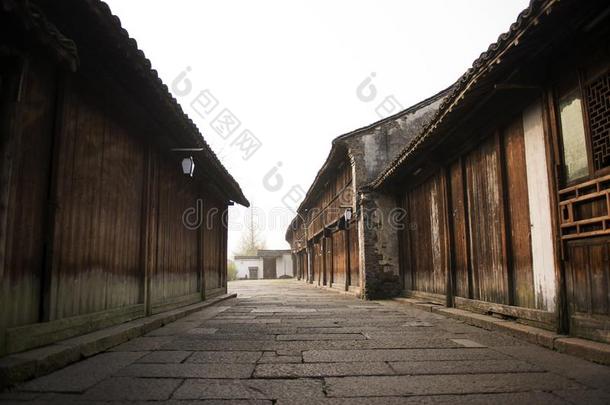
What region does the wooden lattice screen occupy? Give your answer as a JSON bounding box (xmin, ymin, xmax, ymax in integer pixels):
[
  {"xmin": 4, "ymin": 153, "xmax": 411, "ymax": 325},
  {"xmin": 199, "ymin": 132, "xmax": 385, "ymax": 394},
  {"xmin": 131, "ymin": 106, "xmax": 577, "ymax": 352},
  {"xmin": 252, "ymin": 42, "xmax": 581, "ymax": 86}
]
[
  {"xmin": 559, "ymin": 71, "xmax": 610, "ymax": 240},
  {"xmin": 586, "ymin": 71, "xmax": 610, "ymax": 171}
]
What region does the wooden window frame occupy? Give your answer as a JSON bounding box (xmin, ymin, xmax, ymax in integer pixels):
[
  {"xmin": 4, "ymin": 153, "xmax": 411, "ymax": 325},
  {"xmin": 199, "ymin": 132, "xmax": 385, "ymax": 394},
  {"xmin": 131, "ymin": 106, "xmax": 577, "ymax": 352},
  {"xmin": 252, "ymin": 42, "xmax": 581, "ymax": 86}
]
[{"xmin": 556, "ymin": 68, "xmax": 610, "ymax": 187}]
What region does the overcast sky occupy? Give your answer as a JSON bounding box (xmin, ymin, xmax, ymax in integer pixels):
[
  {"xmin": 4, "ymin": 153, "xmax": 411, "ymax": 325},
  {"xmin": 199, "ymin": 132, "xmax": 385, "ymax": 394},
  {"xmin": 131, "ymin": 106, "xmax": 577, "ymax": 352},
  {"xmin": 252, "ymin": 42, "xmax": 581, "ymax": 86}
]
[{"xmin": 104, "ymin": 0, "xmax": 530, "ymax": 256}]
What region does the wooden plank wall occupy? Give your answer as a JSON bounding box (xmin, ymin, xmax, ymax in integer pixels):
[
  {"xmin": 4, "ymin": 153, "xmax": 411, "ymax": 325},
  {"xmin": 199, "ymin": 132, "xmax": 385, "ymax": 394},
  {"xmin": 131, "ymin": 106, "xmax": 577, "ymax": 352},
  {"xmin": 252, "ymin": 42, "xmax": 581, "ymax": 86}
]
[
  {"xmin": 299, "ymin": 250, "xmax": 308, "ymax": 280},
  {"xmin": 522, "ymin": 101, "xmax": 558, "ymax": 312},
  {"xmin": 464, "ymin": 135, "xmax": 508, "ymax": 304},
  {"xmin": 0, "ymin": 55, "xmax": 230, "ymax": 354},
  {"xmin": 400, "ymin": 114, "xmax": 544, "ymax": 312},
  {"xmin": 405, "ymin": 172, "xmax": 447, "ymax": 295},
  {"xmin": 331, "ymin": 230, "xmax": 347, "ymax": 288},
  {"xmin": 49, "ymin": 74, "xmax": 145, "ymax": 319},
  {"xmin": 502, "ymin": 119, "xmax": 535, "ymax": 308},
  {"xmin": 154, "ymin": 155, "xmax": 200, "ymax": 303},
  {"xmin": 313, "ymin": 241, "xmax": 322, "ymax": 284},
  {"xmin": 348, "ymin": 223, "xmax": 360, "ymax": 287},
  {"xmin": 203, "ymin": 198, "xmax": 224, "ymax": 293},
  {"xmin": 306, "ymin": 160, "xmax": 352, "ymax": 238},
  {"xmin": 565, "ymin": 238, "xmax": 610, "ymax": 342},
  {"xmin": 324, "ymin": 236, "xmax": 333, "ymax": 286},
  {"xmin": 448, "ymin": 159, "xmax": 470, "ymax": 299},
  {"xmin": 0, "ymin": 55, "xmax": 56, "ymax": 333}
]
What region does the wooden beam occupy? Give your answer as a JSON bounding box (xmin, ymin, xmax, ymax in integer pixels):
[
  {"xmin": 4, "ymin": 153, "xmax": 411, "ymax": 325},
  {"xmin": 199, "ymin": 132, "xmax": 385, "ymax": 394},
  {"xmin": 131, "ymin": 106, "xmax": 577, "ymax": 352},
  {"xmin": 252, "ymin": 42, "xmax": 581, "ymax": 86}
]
[{"xmin": 441, "ymin": 166, "xmax": 455, "ymax": 308}]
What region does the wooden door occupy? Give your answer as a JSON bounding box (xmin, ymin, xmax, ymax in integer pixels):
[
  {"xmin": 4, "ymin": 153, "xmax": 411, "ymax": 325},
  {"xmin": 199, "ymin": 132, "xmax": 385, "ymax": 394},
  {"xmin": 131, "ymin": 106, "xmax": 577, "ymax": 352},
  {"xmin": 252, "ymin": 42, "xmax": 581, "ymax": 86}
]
[
  {"xmin": 502, "ymin": 119, "xmax": 535, "ymax": 308},
  {"xmin": 263, "ymin": 258, "xmax": 277, "ymax": 279},
  {"xmin": 465, "ymin": 135, "xmax": 508, "ymax": 304},
  {"xmin": 406, "ymin": 172, "xmax": 447, "ymax": 296},
  {"xmin": 313, "ymin": 241, "xmax": 322, "ymax": 285},
  {"xmin": 324, "ymin": 236, "xmax": 333, "ymax": 286},
  {"xmin": 248, "ymin": 267, "xmax": 259, "ymax": 279},
  {"xmin": 332, "ymin": 230, "xmax": 347, "ymax": 288},
  {"xmin": 565, "ymin": 238, "xmax": 610, "ymax": 343}
]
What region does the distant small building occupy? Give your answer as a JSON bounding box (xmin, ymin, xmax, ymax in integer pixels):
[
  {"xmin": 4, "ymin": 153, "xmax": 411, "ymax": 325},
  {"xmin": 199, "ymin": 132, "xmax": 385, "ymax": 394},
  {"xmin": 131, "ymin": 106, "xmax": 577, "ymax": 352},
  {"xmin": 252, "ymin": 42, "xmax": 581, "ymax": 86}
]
[{"xmin": 234, "ymin": 250, "xmax": 293, "ymax": 279}]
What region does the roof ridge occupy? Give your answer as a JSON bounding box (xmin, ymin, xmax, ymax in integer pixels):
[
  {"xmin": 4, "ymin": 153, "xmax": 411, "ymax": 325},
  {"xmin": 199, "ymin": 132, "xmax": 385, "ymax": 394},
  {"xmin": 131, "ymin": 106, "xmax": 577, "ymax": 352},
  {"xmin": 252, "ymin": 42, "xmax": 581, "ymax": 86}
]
[
  {"xmin": 371, "ymin": 0, "xmax": 556, "ymax": 189},
  {"xmin": 88, "ymin": 0, "xmax": 249, "ymax": 206}
]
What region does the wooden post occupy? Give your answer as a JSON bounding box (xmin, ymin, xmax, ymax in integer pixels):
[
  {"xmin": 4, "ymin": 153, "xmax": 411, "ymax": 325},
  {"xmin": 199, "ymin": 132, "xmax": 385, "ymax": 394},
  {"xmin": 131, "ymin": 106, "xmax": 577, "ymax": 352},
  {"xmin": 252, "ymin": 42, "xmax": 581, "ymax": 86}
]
[
  {"xmin": 141, "ymin": 144, "xmax": 158, "ymax": 316},
  {"xmin": 306, "ymin": 243, "xmax": 313, "ymax": 284},
  {"xmin": 496, "ymin": 130, "xmax": 514, "ymax": 306},
  {"xmin": 41, "ymin": 68, "xmax": 63, "ymax": 322},
  {"xmin": 344, "ymin": 227, "xmax": 350, "ymax": 292},
  {"xmin": 543, "ymin": 90, "xmax": 570, "ymax": 334},
  {"xmin": 403, "ymin": 192, "xmax": 413, "ymax": 293},
  {"xmin": 198, "ymin": 199, "xmax": 206, "ymax": 301},
  {"xmin": 441, "ymin": 166, "xmax": 455, "ymax": 308},
  {"xmin": 221, "ymin": 207, "xmax": 228, "ymax": 293}
]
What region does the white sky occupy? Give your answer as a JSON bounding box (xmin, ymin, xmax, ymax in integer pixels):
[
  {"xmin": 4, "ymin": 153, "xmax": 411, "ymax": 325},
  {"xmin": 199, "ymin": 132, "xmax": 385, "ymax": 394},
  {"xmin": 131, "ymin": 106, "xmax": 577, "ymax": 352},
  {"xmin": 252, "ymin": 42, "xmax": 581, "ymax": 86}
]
[{"xmin": 104, "ymin": 0, "xmax": 530, "ymax": 256}]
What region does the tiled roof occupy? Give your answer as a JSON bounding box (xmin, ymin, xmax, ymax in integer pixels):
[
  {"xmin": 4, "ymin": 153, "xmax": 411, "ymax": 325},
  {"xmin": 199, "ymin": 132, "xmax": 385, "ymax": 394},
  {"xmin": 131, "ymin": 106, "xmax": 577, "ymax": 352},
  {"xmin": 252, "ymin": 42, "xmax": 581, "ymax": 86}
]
[
  {"xmin": 371, "ymin": 0, "xmax": 559, "ymax": 189},
  {"xmin": 29, "ymin": 0, "xmax": 249, "ymax": 206},
  {"xmin": 284, "ymin": 87, "xmax": 450, "ymax": 241},
  {"xmin": 296, "ymin": 86, "xmax": 451, "ymax": 214},
  {"xmin": 1, "ymin": 0, "xmax": 79, "ymax": 70},
  {"xmin": 88, "ymin": 0, "xmax": 249, "ymax": 206}
]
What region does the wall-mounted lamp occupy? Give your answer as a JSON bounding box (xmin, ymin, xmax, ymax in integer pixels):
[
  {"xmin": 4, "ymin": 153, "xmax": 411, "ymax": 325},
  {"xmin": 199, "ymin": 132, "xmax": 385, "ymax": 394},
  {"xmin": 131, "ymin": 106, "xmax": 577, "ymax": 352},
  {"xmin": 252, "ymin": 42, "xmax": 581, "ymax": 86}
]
[
  {"xmin": 182, "ymin": 156, "xmax": 195, "ymax": 177},
  {"xmin": 344, "ymin": 207, "xmax": 353, "ymax": 221}
]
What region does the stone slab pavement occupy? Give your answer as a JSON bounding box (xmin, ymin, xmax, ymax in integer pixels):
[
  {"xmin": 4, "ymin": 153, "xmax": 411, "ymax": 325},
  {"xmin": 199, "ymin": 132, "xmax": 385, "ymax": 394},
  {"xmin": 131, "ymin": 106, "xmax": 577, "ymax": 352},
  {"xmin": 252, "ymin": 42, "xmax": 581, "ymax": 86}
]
[{"xmin": 2, "ymin": 279, "xmax": 610, "ymax": 404}]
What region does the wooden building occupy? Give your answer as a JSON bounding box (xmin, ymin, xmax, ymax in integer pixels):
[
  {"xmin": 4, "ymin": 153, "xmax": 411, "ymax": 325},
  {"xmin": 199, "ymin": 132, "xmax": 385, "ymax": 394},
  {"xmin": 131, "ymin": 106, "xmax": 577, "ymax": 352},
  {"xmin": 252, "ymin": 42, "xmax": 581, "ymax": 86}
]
[
  {"xmin": 372, "ymin": 0, "xmax": 610, "ymax": 342},
  {"xmin": 286, "ymin": 90, "xmax": 448, "ymax": 298},
  {"xmin": 0, "ymin": 0, "xmax": 248, "ymax": 356}
]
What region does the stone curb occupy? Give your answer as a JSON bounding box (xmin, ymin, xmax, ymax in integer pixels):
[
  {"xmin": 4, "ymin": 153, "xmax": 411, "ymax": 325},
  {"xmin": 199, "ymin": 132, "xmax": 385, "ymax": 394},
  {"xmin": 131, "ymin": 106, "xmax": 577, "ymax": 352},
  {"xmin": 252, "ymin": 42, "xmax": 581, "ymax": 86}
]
[
  {"xmin": 0, "ymin": 293, "xmax": 236, "ymax": 389},
  {"xmin": 389, "ymin": 297, "xmax": 610, "ymax": 366},
  {"xmin": 298, "ymin": 279, "xmax": 361, "ymax": 298}
]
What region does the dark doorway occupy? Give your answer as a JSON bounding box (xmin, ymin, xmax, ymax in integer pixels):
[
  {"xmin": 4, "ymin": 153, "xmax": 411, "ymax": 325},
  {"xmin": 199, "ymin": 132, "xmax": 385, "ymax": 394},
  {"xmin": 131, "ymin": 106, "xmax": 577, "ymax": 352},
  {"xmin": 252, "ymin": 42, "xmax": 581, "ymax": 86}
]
[
  {"xmin": 263, "ymin": 258, "xmax": 277, "ymax": 279},
  {"xmin": 248, "ymin": 267, "xmax": 259, "ymax": 279}
]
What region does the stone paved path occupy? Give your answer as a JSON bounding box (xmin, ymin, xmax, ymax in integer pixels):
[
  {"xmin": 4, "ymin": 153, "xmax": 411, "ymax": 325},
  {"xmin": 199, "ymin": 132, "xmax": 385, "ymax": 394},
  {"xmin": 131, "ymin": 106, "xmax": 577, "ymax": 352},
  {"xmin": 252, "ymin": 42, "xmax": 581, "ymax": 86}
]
[{"xmin": 2, "ymin": 279, "xmax": 610, "ymax": 404}]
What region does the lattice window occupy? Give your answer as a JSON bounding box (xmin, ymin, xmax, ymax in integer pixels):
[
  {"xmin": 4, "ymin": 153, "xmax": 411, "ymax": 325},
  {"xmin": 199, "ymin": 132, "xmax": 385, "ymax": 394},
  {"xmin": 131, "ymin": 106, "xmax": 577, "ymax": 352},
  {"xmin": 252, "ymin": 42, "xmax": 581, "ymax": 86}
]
[{"xmin": 585, "ymin": 71, "xmax": 610, "ymax": 171}]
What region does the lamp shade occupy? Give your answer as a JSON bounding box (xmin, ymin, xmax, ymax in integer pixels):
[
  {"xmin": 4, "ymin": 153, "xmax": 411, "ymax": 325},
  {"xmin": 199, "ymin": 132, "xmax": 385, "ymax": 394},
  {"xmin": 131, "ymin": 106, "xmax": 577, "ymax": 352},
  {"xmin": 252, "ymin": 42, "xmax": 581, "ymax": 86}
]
[
  {"xmin": 344, "ymin": 207, "xmax": 352, "ymax": 221},
  {"xmin": 182, "ymin": 156, "xmax": 195, "ymax": 176}
]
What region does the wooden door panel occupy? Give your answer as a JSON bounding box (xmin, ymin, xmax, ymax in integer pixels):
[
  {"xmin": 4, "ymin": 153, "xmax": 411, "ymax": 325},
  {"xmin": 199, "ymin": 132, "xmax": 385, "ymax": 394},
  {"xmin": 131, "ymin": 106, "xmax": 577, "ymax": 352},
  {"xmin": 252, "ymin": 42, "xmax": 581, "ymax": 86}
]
[
  {"xmin": 348, "ymin": 224, "xmax": 360, "ymax": 287},
  {"xmin": 465, "ymin": 136, "xmax": 508, "ymax": 304},
  {"xmin": 263, "ymin": 258, "xmax": 277, "ymax": 279},
  {"xmin": 407, "ymin": 172, "xmax": 447, "ymax": 295},
  {"xmin": 449, "ymin": 160, "xmax": 470, "ymax": 298},
  {"xmin": 503, "ymin": 119, "xmax": 535, "ymax": 308},
  {"xmin": 565, "ymin": 238, "xmax": 610, "ymax": 343},
  {"xmin": 332, "ymin": 230, "xmax": 347, "ymax": 288},
  {"xmin": 325, "ymin": 237, "xmax": 333, "ymax": 286}
]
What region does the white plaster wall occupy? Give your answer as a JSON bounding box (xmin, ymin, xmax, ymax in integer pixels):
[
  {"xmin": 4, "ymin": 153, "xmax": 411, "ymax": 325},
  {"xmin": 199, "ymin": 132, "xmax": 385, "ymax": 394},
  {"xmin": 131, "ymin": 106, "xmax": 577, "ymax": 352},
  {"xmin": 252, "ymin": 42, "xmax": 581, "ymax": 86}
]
[
  {"xmin": 235, "ymin": 258, "xmax": 263, "ymax": 279},
  {"xmin": 522, "ymin": 99, "xmax": 557, "ymax": 312},
  {"xmin": 275, "ymin": 254, "xmax": 294, "ymax": 277}
]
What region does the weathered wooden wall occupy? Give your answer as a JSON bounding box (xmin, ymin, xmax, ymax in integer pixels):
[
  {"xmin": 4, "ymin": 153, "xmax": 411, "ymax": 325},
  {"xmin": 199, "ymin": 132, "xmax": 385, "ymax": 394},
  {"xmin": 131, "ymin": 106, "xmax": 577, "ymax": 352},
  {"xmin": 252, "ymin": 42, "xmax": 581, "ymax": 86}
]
[
  {"xmin": 0, "ymin": 53, "xmax": 230, "ymax": 355},
  {"xmin": 502, "ymin": 119, "xmax": 535, "ymax": 308},
  {"xmin": 324, "ymin": 237, "xmax": 333, "ymax": 286},
  {"xmin": 154, "ymin": 155, "xmax": 200, "ymax": 306},
  {"xmin": 405, "ymin": 172, "xmax": 447, "ymax": 296},
  {"xmin": 331, "ymin": 230, "xmax": 347, "ymax": 288},
  {"xmin": 0, "ymin": 55, "xmax": 56, "ymax": 338},
  {"xmin": 564, "ymin": 238, "xmax": 610, "ymax": 342},
  {"xmin": 399, "ymin": 113, "xmax": 553, "ymax": 323},
  {"xmin": 348, "ymin": 223, "xmax": 360, "ymax": 287},
  {"xmin": 49, "ymin": 75, "xmax": 146, "ymax": 320},
  {"xmin": 293, "ymin": 154, "xmax": 361, "ymax": 291},
  {"xmin": 313, "ymin": 241, "xmax": 322, "ymax": 285},
  {"xmin": 464, "ymin": 135, "xmax": 507, "ymax": 304},
  {"xmin": 203, "ymin": 198, "xmax": 226, "ymax": 296}
]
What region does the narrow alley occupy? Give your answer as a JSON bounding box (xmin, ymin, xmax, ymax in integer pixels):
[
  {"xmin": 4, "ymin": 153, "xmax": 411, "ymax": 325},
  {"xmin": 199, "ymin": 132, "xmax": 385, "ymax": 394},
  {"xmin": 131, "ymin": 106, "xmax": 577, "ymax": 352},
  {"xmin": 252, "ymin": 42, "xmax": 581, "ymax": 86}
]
[{"xmin": 3, "ymin": 280, "xmax": 609, "ymax": 404}]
